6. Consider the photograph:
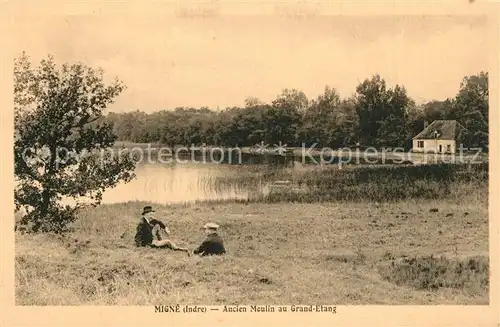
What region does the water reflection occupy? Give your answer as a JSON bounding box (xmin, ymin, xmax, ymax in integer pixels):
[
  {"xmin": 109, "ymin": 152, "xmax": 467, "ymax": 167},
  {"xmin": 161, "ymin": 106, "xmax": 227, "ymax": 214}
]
[{"xmin": 101, "ymin": 162, "xmax": 270, "ymax": 204}]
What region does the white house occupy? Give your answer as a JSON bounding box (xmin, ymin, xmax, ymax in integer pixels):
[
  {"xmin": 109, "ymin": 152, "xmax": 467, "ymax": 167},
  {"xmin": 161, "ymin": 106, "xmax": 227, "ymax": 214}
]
[{"xmin": 412, "ymin": 120, "xmax": 466, "ymax": 154}]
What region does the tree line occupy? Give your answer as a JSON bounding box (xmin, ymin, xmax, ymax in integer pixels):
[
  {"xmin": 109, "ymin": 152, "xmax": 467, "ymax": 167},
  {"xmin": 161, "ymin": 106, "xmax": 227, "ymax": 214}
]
[
  {"xmin": 104, "ymin": 72, "xmax": 489, "ymax": 150},
  {"xmin": 13, "ymin": 53, "xmax": 488, "ymax": 233}
]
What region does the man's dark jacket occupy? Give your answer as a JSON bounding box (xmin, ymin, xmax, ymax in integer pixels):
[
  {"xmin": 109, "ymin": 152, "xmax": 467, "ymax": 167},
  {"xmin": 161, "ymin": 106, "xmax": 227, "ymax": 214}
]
[
  {"xmin": 193, "ymin": 233, "xmax": 226, "ymax": 256},
  {"xmin": 134, "ymin": 218, "xmax": 165, "ymax": 247}
]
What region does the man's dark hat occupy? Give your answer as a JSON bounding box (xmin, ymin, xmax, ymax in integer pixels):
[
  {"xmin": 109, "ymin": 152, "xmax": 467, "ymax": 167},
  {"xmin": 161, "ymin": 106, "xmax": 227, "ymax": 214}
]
[{"xmin": 142, "ymin": 206, "xmax": 155, "ymax": 215}]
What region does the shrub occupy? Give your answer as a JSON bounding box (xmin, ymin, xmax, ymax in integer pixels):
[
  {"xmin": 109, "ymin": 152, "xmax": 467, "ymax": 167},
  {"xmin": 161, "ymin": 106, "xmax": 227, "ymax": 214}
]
[{"xmin": 378, "ymin": 255, "xmax": 489, "ymax": 293}]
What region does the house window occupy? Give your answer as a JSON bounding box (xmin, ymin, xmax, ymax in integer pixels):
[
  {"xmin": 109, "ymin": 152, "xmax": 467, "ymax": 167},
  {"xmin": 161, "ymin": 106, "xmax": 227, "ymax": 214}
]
[
  {"xmin": 417, "ymin": 141, "xmax": 424, "ymax": 148},
  {"xmin": 439, "ymin": 145, "xmax": 442, "ymax": 153},
  {"xmin": 447, "ymin": 144, "xmax": 451, "ymax": 153}
]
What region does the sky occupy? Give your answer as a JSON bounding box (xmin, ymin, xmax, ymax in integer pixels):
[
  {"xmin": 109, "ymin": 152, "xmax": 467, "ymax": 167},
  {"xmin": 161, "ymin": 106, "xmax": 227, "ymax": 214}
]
[{"xmin": 12, "ymin": 14, "xmax": 489, "ymax": 113}]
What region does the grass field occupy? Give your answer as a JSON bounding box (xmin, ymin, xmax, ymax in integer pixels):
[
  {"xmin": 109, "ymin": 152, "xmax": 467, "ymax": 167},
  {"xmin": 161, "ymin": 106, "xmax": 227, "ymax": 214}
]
[{"xmin": 15, "ymin": 197, "xmax": 488, "ymax": 305}]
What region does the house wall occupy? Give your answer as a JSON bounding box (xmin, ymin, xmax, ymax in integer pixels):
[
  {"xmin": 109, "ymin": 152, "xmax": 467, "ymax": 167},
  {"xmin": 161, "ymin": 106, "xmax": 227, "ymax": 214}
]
[{"xmin": 412, "ymin": 139, "xmax": 456, "ymax": 153}]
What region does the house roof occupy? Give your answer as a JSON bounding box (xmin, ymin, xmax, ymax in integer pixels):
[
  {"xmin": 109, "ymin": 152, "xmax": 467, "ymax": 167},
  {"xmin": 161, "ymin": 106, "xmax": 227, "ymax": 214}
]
[{"xmin": 413, "ymin": 120, "xmax": 465, "ymax": 140}]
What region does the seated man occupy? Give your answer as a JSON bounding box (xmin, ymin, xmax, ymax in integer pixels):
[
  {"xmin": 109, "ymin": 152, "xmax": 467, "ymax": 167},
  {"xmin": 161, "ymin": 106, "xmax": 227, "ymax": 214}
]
[
  {"xmin": 134, "ymin": 205, "xmax": 190, "ymax": 255},
  {"xmin": 193, "ymin": 222, "xmax": 226, "ymax": 256}
]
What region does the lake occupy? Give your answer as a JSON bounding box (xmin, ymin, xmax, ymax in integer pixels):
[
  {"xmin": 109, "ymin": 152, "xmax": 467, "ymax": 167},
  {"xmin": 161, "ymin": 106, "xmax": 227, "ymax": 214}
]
[
  {"xmin": 98, "ymin": 149, "xmax": 467, "ymax": 204},
  {"xmin": 100, "ymin": 160, "xmax": 289, "ymax": 205},
  {"xmin": 48, "ymin": 145, "xmax": 481, "ymax": 206}
]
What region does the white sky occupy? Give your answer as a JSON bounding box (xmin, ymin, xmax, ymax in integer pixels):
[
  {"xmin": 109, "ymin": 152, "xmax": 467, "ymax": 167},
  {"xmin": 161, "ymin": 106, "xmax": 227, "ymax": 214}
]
[{"xmin": 12, "ymin": 14, "xmax": 488, "ymax": 113}]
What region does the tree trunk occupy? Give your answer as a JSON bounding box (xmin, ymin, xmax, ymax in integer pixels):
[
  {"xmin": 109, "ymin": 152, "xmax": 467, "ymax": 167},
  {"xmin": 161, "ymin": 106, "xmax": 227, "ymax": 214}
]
[
  {"xmin": 40, "ymin": 188, "xmax": 50, "ymax": 217},
  {"xmin": 37, "ymin": 142, "xmax": 57, "ymax": 225}
]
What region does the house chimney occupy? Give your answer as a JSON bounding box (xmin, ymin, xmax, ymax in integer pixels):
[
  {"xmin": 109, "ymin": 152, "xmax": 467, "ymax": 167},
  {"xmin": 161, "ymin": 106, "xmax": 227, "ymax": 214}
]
[{"xmin": 424, "ymin": 120, "xmax": 429, "ymax": 128}]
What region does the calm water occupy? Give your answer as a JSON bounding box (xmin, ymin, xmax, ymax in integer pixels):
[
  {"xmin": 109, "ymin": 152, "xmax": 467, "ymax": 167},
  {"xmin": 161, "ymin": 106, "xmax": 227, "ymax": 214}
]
[
  {"xmin": 101, "ymin": 161, "xmax": 286, "ymax": 204},
  {"xmin": 23, "ymin": 149, "xmax": 482, "ymax": 208},
  {"xmin": 98, "ymin": 149, "xmax": 407, "ymax": 204}
]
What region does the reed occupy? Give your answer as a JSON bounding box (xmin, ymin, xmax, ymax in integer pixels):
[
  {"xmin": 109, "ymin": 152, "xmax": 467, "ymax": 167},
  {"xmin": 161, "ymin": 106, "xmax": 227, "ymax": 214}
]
[{"xmin": 208, "ymin": 163, "xmax": 489, "ymax": 203}]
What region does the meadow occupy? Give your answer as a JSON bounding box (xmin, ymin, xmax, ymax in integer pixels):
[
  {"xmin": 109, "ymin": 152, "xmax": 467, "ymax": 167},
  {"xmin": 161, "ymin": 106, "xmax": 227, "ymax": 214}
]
[{"xmin": 15, "ymin": 163, "xmax": 489, "ymax": 305}]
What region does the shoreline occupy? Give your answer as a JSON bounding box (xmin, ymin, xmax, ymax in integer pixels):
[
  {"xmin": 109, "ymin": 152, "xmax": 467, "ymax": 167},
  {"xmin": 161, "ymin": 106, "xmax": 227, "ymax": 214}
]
[
  {"xmin": 85, "ymin": 194, "xmax": 488, "ymax": 209},
  {"xmin": 13, "ymin": 162, "xmax": 489, "ymax": 305},
  {"xmin": 112, "ymin": 142, "xmax": 488, "ymax": 163}
]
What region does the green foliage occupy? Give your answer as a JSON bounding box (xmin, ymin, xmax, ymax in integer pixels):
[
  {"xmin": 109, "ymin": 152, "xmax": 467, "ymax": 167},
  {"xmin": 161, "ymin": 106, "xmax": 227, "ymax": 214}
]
[
  {"xmin": 355, "ymin": 75, "xmax": 413, "ymax": 147},
  {"xmin": 14, "ymin": 53, "xmax": 137, "ymax": 233},
  {"xmin": 453, "ymin": 72, "xmax": 489, "ymax": 149},
  {"xmin": 299, "ymin": 86, "xmax": 358, "ymax": 148},
  {"xmin": 103, "ymin": 73, "xmax": 488, "ymax": 151},
  {"xmin": 422, "ymin": 99, "xmax": 455, "ymax": 121}
]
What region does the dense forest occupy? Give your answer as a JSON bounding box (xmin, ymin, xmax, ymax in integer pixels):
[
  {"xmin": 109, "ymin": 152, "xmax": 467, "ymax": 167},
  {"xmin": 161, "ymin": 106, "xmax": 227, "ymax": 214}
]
[{"xmin": 104, "ymin": 72, "xmax": 489, "ymax": 150}]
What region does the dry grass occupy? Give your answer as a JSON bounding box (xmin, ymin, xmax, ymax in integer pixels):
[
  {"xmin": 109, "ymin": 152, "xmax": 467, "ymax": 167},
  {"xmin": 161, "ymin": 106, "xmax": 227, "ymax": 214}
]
[{"xmin": 15, "ymin": 199, "xmax": 488, "ymax": 305}]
